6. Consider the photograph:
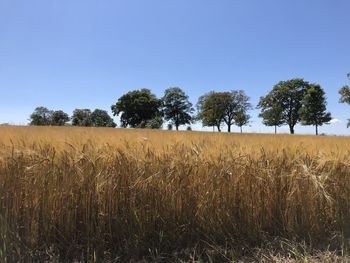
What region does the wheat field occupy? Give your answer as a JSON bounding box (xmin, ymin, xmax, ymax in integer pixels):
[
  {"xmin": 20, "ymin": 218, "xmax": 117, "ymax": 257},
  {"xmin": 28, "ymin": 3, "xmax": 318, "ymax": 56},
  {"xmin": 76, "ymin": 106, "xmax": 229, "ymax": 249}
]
[{"xmin": 1, "ymin": 126, "xmax": 350, "ymax": 262}]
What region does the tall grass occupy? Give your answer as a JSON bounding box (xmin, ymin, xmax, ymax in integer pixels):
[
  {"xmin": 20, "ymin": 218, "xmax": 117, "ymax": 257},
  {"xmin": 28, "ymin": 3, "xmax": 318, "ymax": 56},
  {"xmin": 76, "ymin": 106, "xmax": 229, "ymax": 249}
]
[{"xmin": 1, "ymin": 126, "xmax": 350, "ymax": 262}]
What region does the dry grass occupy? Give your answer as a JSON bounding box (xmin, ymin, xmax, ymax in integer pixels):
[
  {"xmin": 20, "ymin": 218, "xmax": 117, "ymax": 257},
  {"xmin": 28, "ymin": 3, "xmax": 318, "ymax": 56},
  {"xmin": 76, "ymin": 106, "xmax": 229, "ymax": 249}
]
[{"xmin": 1, "ymin": 126, "xmax": 350, "ymax": 262}]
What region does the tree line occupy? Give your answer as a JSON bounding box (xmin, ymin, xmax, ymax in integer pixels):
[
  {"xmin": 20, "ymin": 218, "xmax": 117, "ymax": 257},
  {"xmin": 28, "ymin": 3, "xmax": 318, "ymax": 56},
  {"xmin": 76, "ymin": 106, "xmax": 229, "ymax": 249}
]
[
  {"xmin": 30, "ymin": 107, "xmax": 116, "ymax": 127},
  {"xmin": 29, "ymin": 75, "xmax": 350, "ymax": 135}
]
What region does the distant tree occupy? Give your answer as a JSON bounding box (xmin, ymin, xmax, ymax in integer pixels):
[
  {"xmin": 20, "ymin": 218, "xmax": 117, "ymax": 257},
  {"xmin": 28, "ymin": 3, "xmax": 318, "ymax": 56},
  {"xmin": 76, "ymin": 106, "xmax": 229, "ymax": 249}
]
[
  {"xmin": 91, "ymin": 109, "xmax": 116, "ymax": 127},
  {"xmin": 186, "ymin": 126, "xmax": 192, "ymax": 131},
  {"xmin": 162, "ymin": 87, "xmax": 193, "ymax": 130},
  {"xmin": 222, "ymin": 90, "xmax": 252, "ymax": 133},
  {"xmin": 167, "ymin": 123, "xmax": 173, "ymax": 130},
  {"xmin": 72, "ymin": 109, "xmax": 92, "ymax": 126},
  {"xmin": 145, "ymin": 116, "xmax": 163, "ymax": 129},
  {"xmin": 259, "ymin": 79, "xmax": 311, "ymax": 134},
  {"xmin": 111, "ymin": 89, "xmax": 162, "ymax": 128},
  {"xmin": 339, "ymin": 73, "xmax": 350, "ymax": 127},
  {"xmin": 257, "ymin": 93, "xmax": 284, "ymax": 134},
  {"xmin": 29, "ymin": 107, "xmax": 53, "ymax": 126},
  {"xmin": 51, "ymin": 110, "xmax": 70, "ymax": 126},
  {"xmin": 234, "ymin": 110, "xmax": 251, "ymax": 133},
  {"xmin": 299, "ymin": 85, "xmax": 332, "ymax": 135},
  {"xmin": 196, "ymin": 92, "xmax": 226, "ymax": 132}
]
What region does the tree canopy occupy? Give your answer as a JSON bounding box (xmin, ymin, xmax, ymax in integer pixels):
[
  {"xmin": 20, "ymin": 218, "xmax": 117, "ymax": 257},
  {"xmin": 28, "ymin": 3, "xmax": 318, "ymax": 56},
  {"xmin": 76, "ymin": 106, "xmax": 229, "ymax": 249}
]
[
  {"xmin": 30, "ymin": 107, "xmax": 69, "ymax": 126},
  {"xmin": 196, "ymin": 90, "xmax": 251, "ymax": 132},
  {"xmin": 162, "ymin": 87, "xmax": 193, "ymax": 130},
  {"xmin": 30, "ymin": 107, "xmax": 53, "ymax": 126},
  {"xmin": 196, "ymin": 92, "xmax": 226, "ymax": 132},
  {"xmin": 225, "ymin": 90, "xmax": 251, "ymax": 133},
  {"xmin": 299, "ymin": 84, "xmax": 332, "ymax": 135},
  {"xmin": 234, "ymin": 110, "xmax": 251, "ymax": 133},
  {"xmin": 91, "ymin": 109, "xmax": 116, "ymax": 127},
  {"xmin": 51, "ymin": 110, "xmax": 70, "ymax": 126},
  {"xmin": 258, "ymin": 79, "xmax": 311, "ymax": 134},
  {"xmin": 111, "ymin": 89, "xmax": 162, "ymax": 128},
  {"xmin": 339, "ymin": 73, "xmax": 350, "ymax": 127},
  {"xmin": 257, "ymin": 93, "xmax": 285, "ymax": 134},
  {"xmin": 72, "ymin": 109, "xmax": 92, "ymax": 127}
]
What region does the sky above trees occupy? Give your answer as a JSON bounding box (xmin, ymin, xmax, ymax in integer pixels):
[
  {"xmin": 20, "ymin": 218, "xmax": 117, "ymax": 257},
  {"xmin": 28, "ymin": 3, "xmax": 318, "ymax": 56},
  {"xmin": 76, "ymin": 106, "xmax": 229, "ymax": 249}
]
[{"xmin": 0, "ymin": 0, "xmax": 349, "ymax": 134}]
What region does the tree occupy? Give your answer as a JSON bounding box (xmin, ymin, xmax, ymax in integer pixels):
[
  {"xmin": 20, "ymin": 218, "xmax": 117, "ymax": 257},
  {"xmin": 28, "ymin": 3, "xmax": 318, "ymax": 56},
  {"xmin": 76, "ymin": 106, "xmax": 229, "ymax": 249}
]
[
  {"xmin": 72, "ymin": 109, "xmax": 92, "ymax": 126},
  {"xmin": 111, "ymin": 89, "xmax": 162, "ymax": 128},
  {"xmin": 162, "ymin": 87, "xmax": 193, "ymax": 130},
  {"xmin": 299, "ymin": 85, "xmax": 332, "ymax": 135},
  {"xmin": 145, "ymin": 116, "xmax": 163, "ymax": 129},
  {"xmin": 234, "ymin": 110, "xmax": 251, "ymax": 133},
  {"xmin": 51, "ymin": 110, "xmax": 70, "ymax": 126},
  {"xmin": 257, "ymin": 93, "xmax": 284, "ymax": 134},
  {"xmin": 29, "ymin": 107, "xmax": 53, "ymax": 126},
  {"xmin": 196, "ymin": 92, "xmax": 227, "ymax": 132},
  {"xmin": 90, "ymin": 109, "xmax": 116, "ymax": 127},
  {"xmin": 222, "ymin": 90, "xmax": 252, "ymax": 133},
  {"xmin": 259, "ymin": 79, "xmax": 311, "ymax": 134},
  {"xmin": 339, "ymin": 73, "xmax": 350, "ymax": 127}
]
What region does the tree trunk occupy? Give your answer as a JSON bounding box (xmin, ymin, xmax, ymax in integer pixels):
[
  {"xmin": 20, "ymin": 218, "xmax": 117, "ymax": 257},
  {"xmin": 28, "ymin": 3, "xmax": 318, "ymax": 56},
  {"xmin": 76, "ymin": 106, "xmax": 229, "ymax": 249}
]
[
  {"xmin": 316, "ymin": 124, "xmax": 318, "ymax": 135},
  {"xmin": 240, "ymin": 126, "xmax": 242, "ymax": 133},
  {"xmin": 227, "ymin": 124, "xmax": 231, "ymax": 133},
  {"xmin": 176, "ymin": 124, "xmax": 179, "ymax": 131},
  {"xmin": 289, "ymin": 125, "xmax": 295, "ymax": 134},
  {"xmin": 274, "ymin": 125, "xmax": 277, "ymax": 134},
  {"xmin": 217, "ymin": 125, "xmax": 221, "ymax": 132}
]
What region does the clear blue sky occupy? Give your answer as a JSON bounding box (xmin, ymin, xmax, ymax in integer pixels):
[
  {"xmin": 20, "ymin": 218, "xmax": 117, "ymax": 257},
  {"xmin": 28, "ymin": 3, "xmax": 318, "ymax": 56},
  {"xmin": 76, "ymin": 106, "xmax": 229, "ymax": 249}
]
[{"xmin": 1, "ymin": 0, "xmax": 349, "ymax": 134}]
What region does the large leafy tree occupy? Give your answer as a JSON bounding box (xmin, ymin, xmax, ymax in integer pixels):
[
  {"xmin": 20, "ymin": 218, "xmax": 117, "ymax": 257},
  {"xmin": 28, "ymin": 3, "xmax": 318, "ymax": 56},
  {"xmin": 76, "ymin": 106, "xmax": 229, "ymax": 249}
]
[
  {"xmin": 257, "ymin": 93, "xmax": 284, "ymax": 134},
  {"xmin": 339, "ymin": 73, "xmax": 350, "ymax": 128},
  {"xmin": 258, "ymin": 79, "xmax": 311, "ymax": 134},
  {"xmin": 90, "ymin": 109, "xmax": 116, "ymax": 127},
  {"xmin": 196, "ymin": 90, "xmax": 251, "ymax": 132},
  {"xmin": 111, "ymin": 89, "xmax": 162, "ymax": 128},
  {"xmin": 51, "ymin": 110, "xmax": 70, "ymax": 126},
  {"xmin": 196, "ymin": 92, "xmax": 226, "ymax": 132},
  {"xmin": 222, "ymin": 90, "xmax": 251, "ymax": 133},
  {"xmin": 29, "ymin": 107, "xmax": 53, "ymax": 126},
  {"xmin": 299, "ymin": 85, "xmax": 332, "ymax": 135},
  {"xmin": 162, "ymin": 87, "xmax": 193, "ymax": 130},
  {"xmin": 72, "ymin": 109, "xmax": 92, "ymax": 127}
]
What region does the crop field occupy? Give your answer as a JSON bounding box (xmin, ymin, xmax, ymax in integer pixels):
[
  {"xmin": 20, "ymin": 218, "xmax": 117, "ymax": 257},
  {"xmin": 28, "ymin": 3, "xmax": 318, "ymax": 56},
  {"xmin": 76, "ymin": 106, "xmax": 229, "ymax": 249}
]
[{"xmin": 1, "ymin": 126, "xmax": 350, "ymax": 262}]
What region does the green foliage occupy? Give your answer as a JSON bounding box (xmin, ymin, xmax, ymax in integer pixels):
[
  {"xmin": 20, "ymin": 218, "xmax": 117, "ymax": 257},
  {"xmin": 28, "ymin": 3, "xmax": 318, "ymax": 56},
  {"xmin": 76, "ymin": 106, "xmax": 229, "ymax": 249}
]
[
  {"xmin": 257, "ymin": 93, "xmax": 284, "ymax": 133},
  {"xmin": 167, "ymin": 123, "xmax": 173, "ymax": 130},
  {"xmin": 111, "ymin": 89, "xmax": 162, "ymax": 128},
  {"xmin": 299, "ymin": 85, "xmax": 332, "ymax": 135},
  {"xmin": 339, "ymin": 74, "xmax": 350, "ymax": 128},
  {"xmin": 144, "ymin": 116, "xmax": 163, "ymax": 129},
  {"xmin": 162, "ymin": 87, "xmax": 193, "ymax": 130},
  {"xmin": 29, "ymin": 107, "xmax": 53, "ymax": 126},
  {"xmin": 224, "ymin": 90, "xmax": 252, "ymax": 132},
  {"xmin": 72, "ymin": 109, "xmax": 92, "ymax": 127},
  {"xmin": 258, "ymin": 79, "xmax": 311, "ymax": 134},
  {"xmin": 234, "ymin": 110, "xmax": 251, "ymax": 133},
  {"xmin": 339, "ymin": 86, "xmax": 350, "ymax": 105},
  {"xmin": 196, "ymin": 92, "xmax": 227, "ymax": 132},
  {"xmin": 51, "ymin": 110, "xmax": 70, "ymax": 126},
  {"xmin": 197, "ymin": 90, "xmax": 251, "ymax": 132},
  {"xmin": 91, "ymin": 109, "xmax": 116, "ymax": 127},
  {"xmin": 30, "ymin": 107, "xmax": 69, "ymax": 126}
]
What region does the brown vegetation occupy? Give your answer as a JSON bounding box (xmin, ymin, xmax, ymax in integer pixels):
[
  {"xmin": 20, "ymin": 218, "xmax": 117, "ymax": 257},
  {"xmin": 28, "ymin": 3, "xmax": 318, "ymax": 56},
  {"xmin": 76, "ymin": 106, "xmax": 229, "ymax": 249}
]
[{"xmin": 1, "ymin": 126, "xmax": 350, "ymax": 262}]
